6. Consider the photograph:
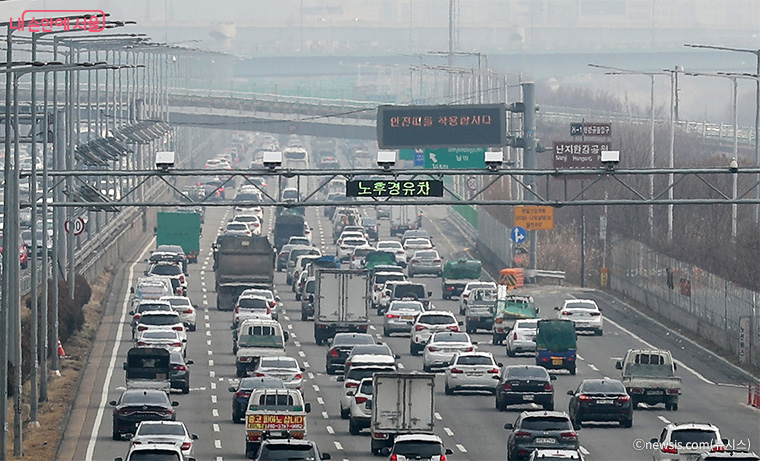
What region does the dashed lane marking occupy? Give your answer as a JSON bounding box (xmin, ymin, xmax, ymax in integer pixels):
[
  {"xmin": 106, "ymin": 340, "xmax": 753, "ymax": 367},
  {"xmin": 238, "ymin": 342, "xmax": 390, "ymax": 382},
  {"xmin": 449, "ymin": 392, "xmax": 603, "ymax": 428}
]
[
  {"xmin": 317, "ymin": 397, "xmax": 324, "ymax": 405},
  {"xmin": 211, "ymin": 395, "xmax": 217, "ymax": 404},
  {"xmin": 288, "ymin": 324, "xmax": 293, "ymax": 329},
  {"xmin": 298, "ymin": 350, "xmax": 306, "ymax": 357},
  {"xmin": 294, "ymin": 341, "xmax": 301, "ymax": 347},
  {"xmin": 206, "ymin": 331, "xmax": 211, "ymax": 337},
  {"xmin": 213, "ymin": 424, "xmax": 220, "ymax": 432},
  {"xmin": 214, "ymin": 440, "xmax": 222, "ymax": 449},
  {"xmin": 205, "ymin": 323, "xmax": 211, "ymax": 329},
  {"xmin": 303, "ymin": 361, "xmax": 310, "ymax": 368},
  {"xmin": 207, "ymin": 340, "xmax": 212, "ymax": 346},
  {"xmin": 212, "ymin": 409, "xmax": 219, "ymax": 417},
  {"xmin": 210, "ymin": 382, "xmax": 216, "ymax": 390},
  {"xmin": 588, "ymin": 364, "xmax": 599, "ymax": 371},
  {"xmin": 435, "ymin": 412, "xmax": 442, "ymax": 420},
  {"xmin": 369, "ymin": 325, "xmax": 376, "ymax": 330},
  {"xmin": 308, "ymin": 372, "xmax": 315, "ymax": 380},
  {"xmin": 203, "ymin": 300, "xmax": 209, "ymax": 305},
  {"xmin": 209, "ymin": 371, "xmax": 215, "ymax": 378},
  {"xmin": 313, "ymin": 384, "xmax": 320, "ymax": 392},
  {"xmin": 397, "ymin": 363, "xmax": 405, "ymax": 369},
  {"xmin": 202, "ymin": 288, "xmax": 207, "ymax": 293},
  {"xmin": 577, "ymin": 354, "xmax": 585, "ymax": 361},
  {"xmin": 326, "ymin": 425, "xmax": 335, "ymax": 434},
  {"xmin": 456, "ymin": 444, "xmax": 467, "ymax": 453},
  {"xmin": 444, "ymin": 427, "xmax": 454, "ymax": 437},
  {"xmin": 200, "ymin": 271, "xmax": 205, "ymax": 276},
  {"xmin": 208, "ymin": 350, "xmax": 213, "ymax": 356},
  {"xmin": 204, "ymin": 315, "xmax": 210, "ymax": 320},
  {"xmin": 334, "ymin": 441, "xmax": 343, "ymax": 450},
  {"xmin": 322, "ymin": 411, "xmax": 329, "ymax": 419},
  {"xmin": 658, "ymin": 416, "xmax": 671, "ymax": 424},
  {"xmin": 579, "ymin": 446, "xmax": 590, "ymax": 455}
]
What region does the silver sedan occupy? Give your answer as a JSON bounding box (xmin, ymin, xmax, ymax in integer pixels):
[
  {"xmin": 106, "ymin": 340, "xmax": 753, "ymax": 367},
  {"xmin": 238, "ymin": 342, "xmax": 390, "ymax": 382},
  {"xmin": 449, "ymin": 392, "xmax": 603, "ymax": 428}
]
[
  {"xmin": 382, "ymin": 301, "xmax": 425, "ymax": 336},
  {"xmin": 444, "ymin": 351, "xmax": 501, "ymax": 395},
  {"xmin": 252, "ymin": 356, "xmax": 305, "ymax": 390},
  {"xmin": 422, "ymin": 331, "xmax": 476, "ymax": 372}
]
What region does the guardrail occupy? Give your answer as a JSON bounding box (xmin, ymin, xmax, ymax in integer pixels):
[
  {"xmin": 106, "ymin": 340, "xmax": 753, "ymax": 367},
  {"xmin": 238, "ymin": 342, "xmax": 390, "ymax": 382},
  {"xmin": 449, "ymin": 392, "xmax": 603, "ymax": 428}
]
[{"xmin": 525, "ymin": 269, "xmax": 566, "ymax": 285}]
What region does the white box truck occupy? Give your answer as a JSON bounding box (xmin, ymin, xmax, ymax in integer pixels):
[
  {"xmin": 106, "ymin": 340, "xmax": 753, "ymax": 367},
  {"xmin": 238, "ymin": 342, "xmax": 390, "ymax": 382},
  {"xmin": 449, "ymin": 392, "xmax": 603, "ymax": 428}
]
[
  {"xmin": 313, "ymin": 268, "xmax": 370, "ymax": 345},
  {"xmin": 389, "ymin": 205, "xmax": 420, "ymax": 237},
  {"xmin": 369, "ymin": 372, "xmax": 436, "ymax": 456}
]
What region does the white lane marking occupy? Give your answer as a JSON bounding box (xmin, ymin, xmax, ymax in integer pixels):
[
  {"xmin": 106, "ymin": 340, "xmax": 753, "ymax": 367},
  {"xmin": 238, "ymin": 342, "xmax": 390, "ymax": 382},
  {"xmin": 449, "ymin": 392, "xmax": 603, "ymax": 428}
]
[
  {"xmin": 604, "ymin": 317, "xmax": 715, "ymax": 385},
  {"xmin": 205, "ymin": 323, "xmax": 211, "ymax": 329},
  {"xmin": 208, "ymin": 350, "xmax": 213, "ymax": 356},
  {"xmin": 204, "ymin": 315, "xmax": 210, "ymax": 320},
  {"xmin": 211, "ymin": 382, "xmax": 216, "ymax": 390},
  {"xmin": 579, "ymin": 446, "xmax": 590, "ymax": 455},
  {"xmin": 369, "ymin": 325, "xmax": 376, "ymax": 330},
  {"xmin": 334, "ymin": 441, "xmax": 343, "ymax": 450},
  {"xmin": 202, "ymin": 288, "xmax": 207, "ymax": 293},
  {"xmin": 577, "ymin": 354, "xmax": 585, "ymax": 361},
  {"xmin": 322, "ymin": 411, "xmax": 329, "ymax": 419},
  {"xmin": 294, "ymin": 341, "xmax": 301, "ymax": 347},
  {"xmin": 456, "ymin": 444, "xmax": 467, "ymax": 453},
  {"xmin": 588, "ymin": 364, "xmax": 599, "ymax": 371},
  {"xmin": 327, "ymin": 425, "xmax": 335, "ymax": 434},
  {"xmin": 658, "ymin": 416, "xmax": 671, "ymax": 424},
  {"xmin": 283, "ymin": 315, "xmax": 290, "ymax": 321},
  {"xmin": 209, "ymin": 359, "xmax": 214, "ymax": 366},
  {"xmin": 375, "ymin": 334, "xmax": 382, "ymax": 340},
  {"xmin": 313, "ymin": 384, "xmax": 320, "ymax": 392},
  {"xmin": 303, "ymin": 361, "xmax": 310, "ymax": 368},
  {"xmin": 214, "ymin": 440, "xmax": 222, "ymax": 449},
  {"xmin": 213, "ymin": 424, "xmax": 220, "ymax": 432},
  {"xmin": 200, "ymin": 271, "xmax": 205, "ymax": 276},
  {"xmin": 397, "ymin": 363, "xmax": 405, "ymax": 369},
  {"xmin": 211, "ymin": 395, "xmax": 217, "ymax": 404},
  {"xmin": 203, "ymin": 300, "xmax": 209, "ymax": 305},
  {"xmin": 206, "ymin": 331, "xmax": 211, "ymax": 336},
  {"xmin": 444, "ymin": 427, "xmax": 454, "ymax": 437},
  {"xmin": 212, "ymin": 408, "xmax": 219, "ymax": 417},
  {"xmin": 201, "ymin": 281, "xmax": 206, "ymax": 286},
  {"xmin": 317, "ymin": 397, "xmax": 324, "ymax": 405},
  {"xmin": 85, "ymin": 238, "xmax": 154, "ymax": 461},
  {"xmin": 435, "ymin": 412, "xmax": 442, "ymax": 420},
  {"xmin": 291, "ymin": 333, "xmax": 298, "ymax": 339},
  {"xmin": 298, "ymin": 350, "xmax": 306, "ymax": 357},
  {"xmin": 288, "ymin": 324, "xmax": 293, "ymax": 329},
  {"xmin": 210, "ymin": 371, "xmax": 216, "ymax": 378},
  {"xmin": 216, "ymin": 457, "xmax": 223, "ymax": 461},
  {"xmin": 308, "ymin": 372, "xmax": 315, "ymax": 380},
  {"xmin": 207, "ymin": 340, "xmax": 212, "ymax": 346}
]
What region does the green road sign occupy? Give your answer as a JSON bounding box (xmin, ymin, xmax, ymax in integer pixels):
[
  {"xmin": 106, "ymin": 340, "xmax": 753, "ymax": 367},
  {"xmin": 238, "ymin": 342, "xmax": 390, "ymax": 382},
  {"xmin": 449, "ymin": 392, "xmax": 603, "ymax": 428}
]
[{"xmin": 423, "ymin": 148, "xmax": 486, "ymax": 169}]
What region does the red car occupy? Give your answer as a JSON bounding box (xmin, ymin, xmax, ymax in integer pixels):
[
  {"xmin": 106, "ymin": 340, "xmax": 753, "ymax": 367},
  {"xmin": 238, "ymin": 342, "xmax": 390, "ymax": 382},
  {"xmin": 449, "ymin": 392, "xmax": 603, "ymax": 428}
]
[{"xmin": 0, "ymin": 234, "xmax": 29, "ymax": 269}]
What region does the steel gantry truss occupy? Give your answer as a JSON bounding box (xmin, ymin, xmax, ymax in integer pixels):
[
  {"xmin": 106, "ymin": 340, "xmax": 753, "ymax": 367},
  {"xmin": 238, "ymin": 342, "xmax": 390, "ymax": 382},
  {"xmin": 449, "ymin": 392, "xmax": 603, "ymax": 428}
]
[{"xmin": 26, "ymin": 166, "xmax": 760, "ymax": 208}]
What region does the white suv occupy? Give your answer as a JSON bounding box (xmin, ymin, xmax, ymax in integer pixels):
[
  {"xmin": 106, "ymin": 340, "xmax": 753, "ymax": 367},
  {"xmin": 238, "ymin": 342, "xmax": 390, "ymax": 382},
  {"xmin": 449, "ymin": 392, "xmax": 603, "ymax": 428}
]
[
  {"xmin": 651, "ymin": 422, "xmax": 726, "ymax": 460},
  {"xmin": 556, "ymin": 299, "xmax": 604, "ymax": 336}
]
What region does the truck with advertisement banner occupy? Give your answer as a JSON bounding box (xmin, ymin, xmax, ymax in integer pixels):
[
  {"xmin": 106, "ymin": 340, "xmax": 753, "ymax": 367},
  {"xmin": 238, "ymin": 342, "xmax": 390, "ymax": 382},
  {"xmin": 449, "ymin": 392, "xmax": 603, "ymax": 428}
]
[
  {"xmin": 156, "ymin": 211, "xmax": 201, "ymax": 263},
  {"xmin": 245, "ymin": 388, "xmax": 311, "ymax": 459}
]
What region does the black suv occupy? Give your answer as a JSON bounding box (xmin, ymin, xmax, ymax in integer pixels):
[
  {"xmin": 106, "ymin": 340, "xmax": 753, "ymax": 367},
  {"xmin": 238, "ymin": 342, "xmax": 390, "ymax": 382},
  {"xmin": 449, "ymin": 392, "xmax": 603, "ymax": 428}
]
[
  {"xmin": 504, "ymin": 411, "xmax": 579, "ymax": 460},
  {"xmin": 567, "ymin": 378, "xmax": 633, "ymax": 428},
  {"xmin": 496, "ymin": 365, "xmax": 556, "ymax": 411},
  {"xmin": 325, "ymin": 333, "xmax": 375, "ymax": 375}
]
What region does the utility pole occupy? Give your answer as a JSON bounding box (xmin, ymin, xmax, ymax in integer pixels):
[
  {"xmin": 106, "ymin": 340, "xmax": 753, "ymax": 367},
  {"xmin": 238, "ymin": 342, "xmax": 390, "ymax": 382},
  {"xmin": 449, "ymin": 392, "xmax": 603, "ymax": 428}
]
[
  {"xmin": 447, "ymin": 0, "xmax": 455, "ymax": 99},
  {"xmin": 522, "ymin": 82, "xmax": 538, "ymax": 273}
]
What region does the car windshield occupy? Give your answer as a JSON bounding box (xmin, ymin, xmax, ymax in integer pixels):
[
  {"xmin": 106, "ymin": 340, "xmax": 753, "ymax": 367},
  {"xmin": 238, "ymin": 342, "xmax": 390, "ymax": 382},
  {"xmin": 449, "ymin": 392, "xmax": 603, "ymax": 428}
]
[
  {"xmin": 581, "ymin": 380, "xmax": 626, "ymax": 394},
  {"xmin": 434, "ymin": 332, "xmax": 469, "ymax": 343},
  {"xmin": 238, "ymin": 298, "xmax": 268, "ymax": 309},
  {"xmin": 419, "ymin": 314, "xmax": 455, "ymax": 325},
  {"xmin": 258, "ymin": 444, "xmax": 317, "ymax": 460},
  {"xmin": 128, "ymin": 451, "xmax": 181, "ymax": 461},
  {"xmin": 456, "ymin": 355, "xmax": 493, "ymax": 366},
  {"xmin": 671, "ymin": 429, "xmax": 720, "ymax": 445},
  {"xmin": 392, "ymin": 441, "xmax": 443, "ymax": 457},
  {"xmin": 346, "ymin": 367, "xmax": 395, "ymax": 381},
  {"xmin": 136, "ymin": 424, "xmax": 185, "ymax": 436},
  {"xmin": 150, "ymin": 265, "xmax": 181, "ymax": 276},
  {"xmin": 121, "ymin": 391, "xmax": 168, "ymax": 405},
  {"xmin": 351, "ymin": 345, "xmax": 392, "ymax": 356},
  {"xmin": 333, "ymin": 335, "xmax": 374, "ymax": 346},
  {"xmin": 140, "ymin": 315, "xmax": 180, "ymax": 326},
  {"xmin": 520, "ymin": 417, "xmax": 573, "ymax": 431}
]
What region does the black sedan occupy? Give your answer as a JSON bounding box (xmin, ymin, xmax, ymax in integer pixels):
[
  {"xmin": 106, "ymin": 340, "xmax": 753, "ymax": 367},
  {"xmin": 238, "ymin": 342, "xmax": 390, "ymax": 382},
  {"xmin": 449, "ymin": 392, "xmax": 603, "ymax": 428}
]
[
  {"xmin": 228, "ymin": 377, "xmax": 286, "ymax": 424},
  {"xmin": 325, "ymin": 333, "xmax": 376, "ymax": 375},
  {"xmin": 169, "ymin": 352, "xmax": 193, "ymax": 394},
  {"xmin": 110, "ymin": 389, "xmax": 178, "ymax": 440},
  {"xmin": 495, "ymin": 365, "xmax": 556, "ymax": 411},
  {"xmin": 567, "ymin": 378, "xmax": 633, "ymax": 428}
]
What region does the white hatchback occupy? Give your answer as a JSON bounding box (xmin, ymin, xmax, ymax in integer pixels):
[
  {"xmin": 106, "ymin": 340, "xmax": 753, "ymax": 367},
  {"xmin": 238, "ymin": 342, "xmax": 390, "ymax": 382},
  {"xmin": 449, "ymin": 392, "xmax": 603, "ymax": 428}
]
[
  {"xmin": 506, "ymin": 318, "xmax": 539, "ymax": 356},
  {"xmin": 556, "ymin": 299, "xmax": 604, "ymax": 335}
]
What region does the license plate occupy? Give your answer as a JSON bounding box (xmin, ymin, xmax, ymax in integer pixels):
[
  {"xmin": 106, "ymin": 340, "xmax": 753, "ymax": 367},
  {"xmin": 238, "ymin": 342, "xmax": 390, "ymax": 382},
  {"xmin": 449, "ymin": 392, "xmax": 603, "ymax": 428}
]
[
  {"xmin": 534, "ymin": 437, "xmax": 556, "ymax": 444},
  {"xmin": 401, "ymin": 316, "xmax": 414, "ymax": 320},
  {"xmin": 466, "ymin": 372, "xmax": 483, "ymax": 376},
  {"xmin": 268, "ymin": 431, "xmax": 284, "ymax": 438},
  {"xmin": 595, "ymin": 399, "xmax": 614, "ymax": 405},
  {"xmin": 646, "ymin": 390, "xmax": 664, "ymax": 395},
  {"xmin": 551, "ymin": 358, "xmax": 563, "ymax": 365},
  {"xmin": 522, "ymin": 394, "xmax": 534, "ymax": 401}
]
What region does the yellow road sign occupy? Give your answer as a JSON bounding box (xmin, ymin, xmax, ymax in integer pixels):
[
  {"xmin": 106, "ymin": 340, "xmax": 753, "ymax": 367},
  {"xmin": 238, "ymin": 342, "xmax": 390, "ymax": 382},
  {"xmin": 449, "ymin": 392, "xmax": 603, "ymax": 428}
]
[{"xmin": 514, "ymin": 206, "xmax": 554, "ymax": 231}]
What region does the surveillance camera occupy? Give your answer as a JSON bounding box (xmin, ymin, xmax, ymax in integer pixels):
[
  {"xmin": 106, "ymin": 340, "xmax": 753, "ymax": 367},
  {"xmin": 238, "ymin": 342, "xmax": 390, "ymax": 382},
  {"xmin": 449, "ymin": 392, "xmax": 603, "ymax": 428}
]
[
  {"xmin": 600, "ymin": 150, "xmax": 620, "ymax": 169},
  {"xmin": 729, "ymin": 157, "xmax": 738, "ymax": 172},
  {"xmin": 377, "ymin": 150, "xmax": 396, "ymax": 170},
  {"xmin": 263, "ymin": 151, "xmax": 283, "ymax": 171},
  {"xmin": 155, "ymin": 151, "xmax": 175, "ymax": 170},
  {"xmin": 484, "ymin": 150, "xmax": 503, "ymax": 171}
]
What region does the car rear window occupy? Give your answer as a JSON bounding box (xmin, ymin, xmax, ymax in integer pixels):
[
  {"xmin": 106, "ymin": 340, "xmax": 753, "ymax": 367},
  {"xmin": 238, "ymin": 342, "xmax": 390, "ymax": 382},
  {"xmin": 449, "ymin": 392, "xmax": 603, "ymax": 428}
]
[
  {"xmin": 520, "ymin": 417, "xmax": 573, "ymax": 431},
  {"xmin": 128, "ymin": 451, "xmax": 181, "ymax": 461},
  {"xmin": 138, "ymin": 303, "xmax": 171, "ymax": 313},
  {"xmin": 150, "ymin": 265, "xmax": 181, "ymax": 276},
  {"xmin": 259, "ymin": 444, "xmax": 316, "ymax": 458},
  {"xmin": 238, "ymin": 298, "xmax": 268, "ymax": 309},
  {"xmin": 351, "ymin": 345, "xmax": 392, "ymax": 356},
  {"xmin": 240, "ymin": 377, "xmax": 287, "ymax": 390},
  {"xmin": 394, "ymin": 285, "xmax": 426, "ymax": 299},
  {"xmin": 433, "ymin": 332, "xmax": 468, "ymax": 342},
  {"xmin": 333, "ymin": 334, "xmax": 375, "ymax": 346},
  {"xmin": 671, "ymin": 429, "xmax": 720, "ymax": 445},
  {"xmin": 580, "ymin": 380, "xmax": 626, "ymax": 394},
  {"xmin": 414, "ymin": 251, "xmax": 438, "ymax": 259},
  {"xmin": 456, "ymin": 355, "xmax": 493, "ymax": 366},
  {"xmin": 392, "ymin": 441, "xmax": 443, "ymax": 457},
  {"xmin": 375, "ymin": 274, "xmax": 405, "ymax": 285},
  {"xmin": 137, "ymin": 424, "xmax": 185, "ymax": 436},
  {"xmin": 419, "ymin": 314, "xmax": 455, "ymax": 325},
  {"xmin": 346, "ymin": 367, "xmax": 395, "ymax": 381},
  {"xmin": 140, "ymin": 314, "xmax": 181, "ymax": 326},
  {"xmin": 142, "ymin": 331, "xmax": 177, "ymax": 340},
  {"xmin": 507, "ymin": 367, "xmax": 549, "ymax": 379},
  {"xmin": 122, "ymin": 391, "xmax": 169, "ymax": 405}
]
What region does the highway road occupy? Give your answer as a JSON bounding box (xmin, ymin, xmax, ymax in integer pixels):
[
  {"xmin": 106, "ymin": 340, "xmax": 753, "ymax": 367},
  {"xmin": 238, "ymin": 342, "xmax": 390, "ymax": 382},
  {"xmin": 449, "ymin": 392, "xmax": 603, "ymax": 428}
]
[{"xmin": 60, "ymin": 173, "xmax": 758, "ymax": 460}]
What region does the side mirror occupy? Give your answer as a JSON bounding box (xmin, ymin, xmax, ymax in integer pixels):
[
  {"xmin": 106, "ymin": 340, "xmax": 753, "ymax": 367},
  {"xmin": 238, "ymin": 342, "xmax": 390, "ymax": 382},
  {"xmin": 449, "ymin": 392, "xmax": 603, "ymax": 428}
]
[
  {"xmin": 650, "ymin": 438, "xmax": 658, "ymax": 444},
  {"xmin": 284, "ymin": 331, "xmax": 289, "ymax": 341},
  {"xmin": 300, "ymin": 366, "xmax": 306, "ymax": 372},
  {"xmin": 230, "ymin": 325, "xmax": 235, "ymax": 330},
  {"xmin": 322, "ymin": 454, "xmax": 331, "ymax": 460},
  {"xmin": 122, "ymin": 363, "xmax": 127, "ymax": 370},
  {"xmin": 186, "ymin": 360, "xmax": 194, "ymax": 365},
  {"xmin": 472, "ymin": 341, "xmax": 479, "ymax": 345},
  {"xmin": 380, "ymin": 447, "xmax": 391, "ymax": 456},
  {"xmin": 275, "ymin": 296, "xmax": 281, "ymax": 301},
  {"xmin": 458, "ymin": 321, "xmax": 463, "ymax": 326},
  {"xmin": 228, "ymin": 386, "xmax": 236, "ymax": 392},
  {"xmin": 128, "ymin": 311, "xmax": 134, "ymax": 316},
  {"xmin": 305, "ymin": 402, "xmax": 311, "ymax": 413},
  {"xmin": 445, "ymin": 448, "xmax": 454, "ymax": 455},
  {"xmin": 554, "ymin": 306, "xmax": 560, "ymax": 311},
  {"xmin": 182, "ymin": 339, "xmax": 187, "ymax": 343},
  {"xmin": 673, "ymin": 363, "xmax": 677, "ymax": 371},
  {"xmin": 550, "ymin": 375, "xmax": 557, "ymax": 381},
  {"xmin": 615, "ymin": 361, "xmax": 623, "ymax": 370},
  {"xmin": 337, "ymin": 376, "xmax": 345, "ymax": 382},
  {"xmin": 171, "ymin": 401, "xmax": 179, "ymax": 406},
  {"xmin": 567, "ymin": 390, "xmax": 574, "ymax": 396},
  {"xmin": 143, "ymin": 270, "xmax": 149, "ymax": 276},
  {"xmin": 347, "ymin": 390, "xmax": 356, "ymax": 396},
  {"xmin": 394, "ymin": 354, "xmax": 401, "ymax": 359},
  {"xmin": 191, "ymin": 434, "xmax": 199, "ymax": 440},
  {"xmin": 427, "ymin": 291, "xmax": 433, "ymax": 297},
  {"xmin": 722, "ymin": 438, "xmax": 729, "ymax": 446},
  {"xmin": 115, "ymin": 458, "xmax": 124, "ymax": 461},
  {"xmin": 124, "ymin": 433, "xmax": 133, "ymax": 441},
  {"xmin": 309, "ymin": 294, "xmax": 314, "ymax": 303},
  {"xmin": 365, "ymin": 400, "xmax": 373, "ymax": 410},
  {"xmin": 497, "ymin": 362, "xmax": 504, "ymax": 367},
  {"xmin": 109, "ymin": 400, "xmax": 117, "ymax": 406},
  {"xmin": 504, "ymin": 423, "xmax": 513, "ymax": 430},
  {"xmin": 493, "ymin": 375, "xmax": 500, "ymax": 380},
  {"xmin": 130, "ymin": 287, "xmax": 135, "ymax": 294}
]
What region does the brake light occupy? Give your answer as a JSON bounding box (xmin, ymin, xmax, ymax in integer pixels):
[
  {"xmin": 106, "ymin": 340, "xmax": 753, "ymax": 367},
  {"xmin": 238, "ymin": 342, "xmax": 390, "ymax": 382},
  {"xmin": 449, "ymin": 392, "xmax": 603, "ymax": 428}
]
[
  {"xmin": 560, "ymin": 431, "xmax": 577, "ymax": 440},
  {"xmin": 173, "ymin": 365, "xmax": 187, "ymax": 371},
  {"xmin": 488, "ymin": 368, "xmax": 500, "ymax": 374},
  {"xmin": 711, "ymin": 446, "xmax": 726, "ymax": 453},
  {"xmin": 390, "ymin": 454, "xmax": 397, "ymax": 461},
  {"xmin": 137, "ymin": 326, "xmax": 148, "ymax": 331},
  {"xmin": 235, "ymin": 390, "xmax": 250, "ymax": 399},
  {"xmin": 329, "ymin": 348, "xmax": 340, "ymax": 357},
  {"xmin": 171, "ymin": 342, "xmax": 183, "ymax": 347},
  {"xmin": 464, "ymin": 346, "xmax": 474, "ymax": 352},
  {"xmin": 450, "ymin": 368, "xmax": 463, "ymax": 374},
  {"xmin": 590, "ymin": 311, "xmax": 601, "ymax": 316},
  {"xmin": 173, "ymin": 326, "xmax": 183, "ymax": 331},
  {"xmin": 182, "ymin": 308, "xmax": 193, "ymax": 314},
  {"xmin": 411, "ymin": 259, "xmax": 419, "ymax": 263},
  {"xmin": 415, "ymin": 324, "xmax": 427, "ymax": 331},
  {"xmin": 269, "ymin": 301, "xmax": 276, "ymax": 308},
  {"xmin": 255, "ymin": 373, "xmax": 266, "ymax": 377},
  {"xmin": 137, "ymin": 341, "xmax": 148, "ymax": 346},
  {"xmin": 579, "ymin": 395, "xmax": 592, "ymax": 401},
  {"xmin": 446, "ymin": 286, "xmax": 454, "ymax": 291},
  {"xmin": 355, "ymin": 396, "xmax": 368, "ymax": 404},
  {"xmin": 661, "ymin": 445, "xmax": 678, "ymax": 454},
  {"xmin": 433, "ymin": 259, "xmax": 441, "ymax": 263},
  {"xmin": 179, "ymin": 275, "xmax": 185, "ymax": 284},
  {"xmin": 180, "ymin": 442, "xmax": 192, "ymax": 450},
  {"xmin": 562, "ymin": 311, "xmax": 572, "ymax": 315},
  {"xmin": 502, "ymin": 383, "xmax": 512, "ymax": 390},
  {"xmin": 441, "ymin": 455, "xmax": 447, "ymax": 461},
  {"xmin": 666, "ymin": 389, "xmax": 680, "ymax": 395},
  {"xmin": 294, "ymin": 374, "xmax": 302, "ymax": 380},
  {"xmin": 513, "ymin": 332, "xmax": 518, "ymax": 340},
  {"xmin": 544, "ymin": 383, "xmax": 552, "ymax": 391},
  {"xmin": 514, "ymin": 431, "xmax": 531, "ymax": 439},
  {"xmin": 618, "ymin": 395, "xmax": 631, "ymax": 402},
  {"xmin": 386, "ymin": 314, "xmax": 399, "ymax": 319},
  {"xmin": 427, "ymin": 346, "xmax": 439, "ymax": 352},
  {"xmin": 346, "ymin": 382, "xmax": 359, "ymax": 388},
  {"xmin": 446, "ymin": 325, "xmax": 459, "ymax": 331}
]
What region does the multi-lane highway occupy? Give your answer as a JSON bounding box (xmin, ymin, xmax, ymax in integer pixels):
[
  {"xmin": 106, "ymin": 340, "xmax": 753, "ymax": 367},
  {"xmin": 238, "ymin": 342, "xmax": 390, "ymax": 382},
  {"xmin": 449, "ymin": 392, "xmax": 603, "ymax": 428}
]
[{"xmin": 59, "ymin": 164, "xmax": 758, "ymax": 461}]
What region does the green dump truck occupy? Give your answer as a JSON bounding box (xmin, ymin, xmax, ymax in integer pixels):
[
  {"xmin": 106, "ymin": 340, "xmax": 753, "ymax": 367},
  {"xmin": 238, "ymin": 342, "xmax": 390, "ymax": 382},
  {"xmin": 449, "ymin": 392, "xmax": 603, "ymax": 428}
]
[
  {"xmin": 441, "ymin": 258, "xmax": 482, "ymax": 300},
  {"xmin": 491, "ymin": 286, "xmax": 539, "ymax": 345},
  {"xmin": 156, "ymin": 211, "xmax": 201, "ymax": 263}
]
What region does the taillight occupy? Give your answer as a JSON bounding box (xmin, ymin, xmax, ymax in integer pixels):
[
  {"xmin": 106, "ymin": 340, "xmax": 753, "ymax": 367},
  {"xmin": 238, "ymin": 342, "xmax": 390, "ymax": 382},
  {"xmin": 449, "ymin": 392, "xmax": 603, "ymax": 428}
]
[
  {"xmin": 180, "ymin": 442, "xmax": 192, "ymax": 450},
  {"xmin": 446, "ymin": 325, "xmax": 459, "ymax": 331},
  {"xmin": 441, "ymin": 455, "xmax": 447, "ymax": 461},
  {"xmin": 386, "ymin": 314, "xmax": 399, "ymax": 319},
  {"xmin": 173, "ymin": 365, "xmax": 187, "ymax": 371},
  {"xmin": 562, "ymin": 311, "xmax": 572, "ymax": 315},
  {"xmin": 590, "ymin": 311, "xmax": 601, "ymax": 316},
  {"xmin": 279, "ymin": 252, "xmax": 287, "ymax": 258},
  {"xmin": 414, "ymin": 324, "xmax": 427, "ymax": 331},
  {"xmin": 464, "ymin": 346, "xmax": 474, "ymax": 352},
  {"xmin": 630, "ymin": 388, "xmax": 644, "ymax": 394},
  {"xmin": 137, "ymin": 326, "xmax": 148, "ymax": 331},
  {"xmin": 329, "ymin": 349, "xmax": 340, "ymax": 357},
  {"xmin": 183, "ymin": 309, "xmax": 193, "ymax": 314},
  {"xmin": 137, "ymin": 341, "xmax": 148, "ymax": 346},
  {"xmin": 171, "ymin": 342, "xmax": 183, "ymax": 347},
  {"xmin": 173, "ymin": 326, "xmax": 183, "ymax": 331},
  {"xmin": 355, "ymin": 396, "xmax": 367, "ymax": 404},
  {"xmin": 176, "ymin": 288, "xmax": 182, "ymax": 296},
  {"xmin": 269, "ymin": 301, "xmax": 276, "ymax": 308},
  {"xmin": 133, "ymin": 313, "xmax": 141, "ymax": 320},
  {"xmin": 390, "ymin": 454, "xmax": 398, "ymax": 461},
  {"xmin": 294, "ymin": 374, "xmax": 302, "ymax": 380},
  {"xmin": 346, "ymin": 382, "xmax": 359, "ymax": 388},
  {"xmin": 236, "ymin": 390, "xmax": 250, "ymax": 399},
  {"xmin": 514, "ymin": 431, "xmax": 531, "ymax": 439},
  {"xmin": 661, "ymin": 445, "xmax": 678, "ymax": 454},
  {"xmin": 544, "ymin": 383, "xmax": 552, "ymax": 391},
  {"xmin": 411, "ymin": 259, "xmax": 419, "ymax": 263},
  {"xmin": 255, "ymin": 373, "xmax": 266, "ymax": 377},
  {"xmin": 487, "ymin": 368, "xmax": 499, "ymax": 374},
  {"xmin": 618, "ymin": 395, "xmax": 631, "ymax": 402},
  {"xmin": 560, "ymin": 431, "xmax": 577, "ymax": 440},
  {"xmin": 711, "ymin": 446, "xmax": 726, "ymax": 453},
  {"xmin": 433, "ymin": 259, "xmax": 441, "ymax": 263},
  {"xmin": 450, "ymin": 368, "xmax": 463, "ymax": 374},
  {"xmin": 427, "ymin": 346, "xmax": 439, "ymax": 352},
  {"xmin": 502, "ymin": 383, "xmax": 512, "ymax": 390},
  {"xmin": 579, "ymin": 395, "xmax": 592, "ymax": 401},
  {"xmin": 666, "ymin": 389, "xmax": 680, "ymax": 395},
  {"xmin": 396, "ymin": 250, "xmax": 404, "ymax": 254},
  {"xmin": 351, "ymin": 255, "xmax": 356, "ymax": 261},
  {"xmin": 179, "ymin": 275, "xmax": 185, "ymax": 284}
]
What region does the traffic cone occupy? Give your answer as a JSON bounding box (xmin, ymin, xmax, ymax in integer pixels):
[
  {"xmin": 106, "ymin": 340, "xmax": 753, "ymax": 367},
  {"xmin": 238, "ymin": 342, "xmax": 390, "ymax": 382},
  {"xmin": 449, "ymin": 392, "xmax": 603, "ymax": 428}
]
[{"xmin": 57, "ymin": 339, "xmax": 66, "ymax": 358}]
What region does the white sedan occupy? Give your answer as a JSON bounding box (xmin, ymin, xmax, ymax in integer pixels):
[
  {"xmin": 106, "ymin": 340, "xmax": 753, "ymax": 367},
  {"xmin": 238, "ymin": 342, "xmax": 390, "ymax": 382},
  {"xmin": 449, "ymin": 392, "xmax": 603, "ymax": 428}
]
[
  {"xmin": 337, "ymin": 237, "xmax": 369, "ymax": 260},
  {"xmin": 444, "ymin": 351, "xmax": 501, "ymax": 395},
  {"xmin": 223, "ymin": 221, "xmax": 252, "ymax": 237},
  {"xmin": 160, "ymin": 296, "xmax": 197, "ymax": 331},
  {"xmin": 130, "ymin": 421, "xmax": 198, "ymax": 458},
  {"xmin": 402, "ymin": 238, "xmax": 434, "ymax": 261},
  {"xmin": 556, "ymin": 299, "xmax": 604, "ymax": 335},
  {"xmin": 506, "ymin": 319, "xmax": 539, "ymax": 357},
  {"xmin": 422, "ymin": 331, "xmax": 476, "ymax": 372},
  {"xmin": 252, "ymin": 356, "xmax": 305, "ymax": 390},
  {"xmin": 134, "ymin": 329, "xmax": 186, "ymax": 357},
  {"xmin": 377, "ymin": 240, "xmax": 406, "ymax": 266}
]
